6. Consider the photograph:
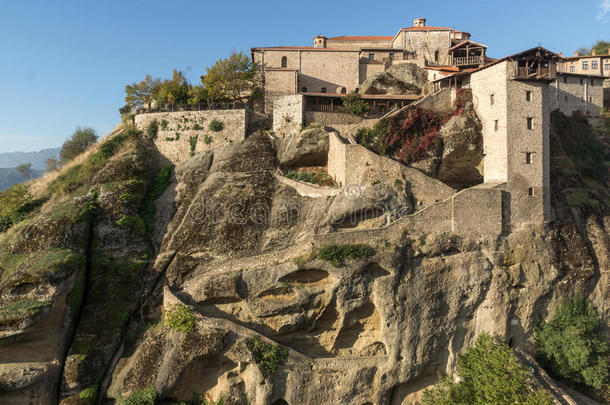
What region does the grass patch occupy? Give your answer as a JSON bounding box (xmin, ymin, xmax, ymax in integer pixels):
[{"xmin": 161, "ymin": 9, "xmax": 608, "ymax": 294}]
[
  {"xmin": 0, "ymin": 184, "xmax": 46, "ymax": 233},
  {"xmin": 317, "ymin": 244, "xmax": 374, "ymax": 267},
  {"xmin": 0, "ymin": 300, "xmax": 51, "ymax": 327},
  {"xmin": 146, "ymin": 120, "xmax": 159, "ymax": 139},
  {"xmin": 285, "ymin": 167, "xmax": 335, "ymax": 187},
  {"xmin": 48, "ymin": 129, "xmax": 139, "ymax": 195},
  {"xmin": 116, "ymin": 214, "xmax": 146, "ymax": 235},
  {"xmin": 0, "ymin": 248, "xmax": 86, "ymax": 286},
  {"xmin": 118, "ymin": 385, "xmax": 156, "ymax": 405},
  {"xmin": 189, "ymin": 135, "xmax": 198, "ymax": 156},
  {"xmin": 164, "ymin": 303, "xmax": 196, "ymax": 333},
  {"xmin": 79, "ymin": 384, "xmax": 99, "ymax": 400},
  {"xmin": 246, "ymin": 336, "xmax": 288, "ymax": 374},
  {"xmin": 139, "ymin": 165, "xmax": 173, "ymax": 236}
]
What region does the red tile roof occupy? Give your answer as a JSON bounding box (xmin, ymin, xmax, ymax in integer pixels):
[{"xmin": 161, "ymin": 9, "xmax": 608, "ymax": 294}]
[
  {"xmin": 327, "ymin": 36, "xmax": 394, "ymax": 41},
  {"xmin": 423, "ymin": 66, "xmax": 460, "ymax": 72},
  {"xmin": 251, "ymin": 46, "xmax": 357, "ymax": 52}
]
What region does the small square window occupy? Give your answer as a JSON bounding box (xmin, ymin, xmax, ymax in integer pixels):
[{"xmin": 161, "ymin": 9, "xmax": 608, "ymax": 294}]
[
  {"xmin": 527, "ymin": 117, "xmax": 534, "ymax": 130},
  {"xmin": 528, "ymin": 187, "xmax": 535, "ymax": 196},
  {"xmin": 592, "ymin": 61, "xmax": 598, "ymax": 69},
  {"xmin": 525, "ymin": 91, "xmax": 532, "ymax": 101},
  {"xmin": 525, "ymin": 152, "xmax": 533, "ymax": 164},
  {"xmin": 494, "ymin": 120, "xmax": 499, "ymax": 131},
  {"xmin": 368, "ymin": 53, "xmax": 375, "ymax": 61},
  {"xmin": 490, "ymin": 94, "xmax": 494, "ymax": 105}
]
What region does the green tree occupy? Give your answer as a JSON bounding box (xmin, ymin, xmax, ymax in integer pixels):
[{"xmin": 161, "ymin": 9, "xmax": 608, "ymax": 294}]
[
  {"xmin": 125, "ymin": 75, "xmax": 161, "ymax": 110},
  {"xmin": 155, "ymin": 69, "xmax": 190, "ymax": 109},
  {"xmin": 535, "ymin": 294, "xmax": 608, "ymax": 391},
  {"xmin": 201, "ymin": 51, "xmax": 259, "ymax": 107},
  {"xmin": 45, "ymin": 158, "xmax": 58, "ymax": 173},
  {"xmin": 187, "ymin": 84, "xmax": 208, "ymax": 105},
  {"xmin": 60, "ymin": 127, "xmax": 98, "ymax": 163},
  {"xmin": 16, "ymin": 162, "xmax": 32, "ymax": 180},
  {"xmin": 421, "ymin": 333, "xmax": 554, "ymax": 405},
  {"xmin": 591, "ymin": 40, "xmax": 610, "ymax": 55}
]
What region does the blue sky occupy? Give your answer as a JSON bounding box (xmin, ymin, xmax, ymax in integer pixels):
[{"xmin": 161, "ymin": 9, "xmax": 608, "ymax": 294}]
[{"xmin": 0, "ymin": 0, "xmax": 608, "ymax": 153}]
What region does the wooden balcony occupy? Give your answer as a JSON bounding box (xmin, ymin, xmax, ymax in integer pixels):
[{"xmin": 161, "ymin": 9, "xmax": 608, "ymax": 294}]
[
  {"xmin": 453, "ymin": 56, "xmax": 483, "ymax": 66},
  {"xmin": 514, "ymin": 64, "xmax": 557, "ymax": 80}
]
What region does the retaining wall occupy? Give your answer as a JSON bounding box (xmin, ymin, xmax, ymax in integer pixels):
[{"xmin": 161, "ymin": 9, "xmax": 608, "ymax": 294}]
[
  {"xmin": 273, "ymin": 95, "xmax": 304, "ymax": 138},
  {"xmin": 135, "ymin": 109, "xmax": 248, "ymax": 165}
]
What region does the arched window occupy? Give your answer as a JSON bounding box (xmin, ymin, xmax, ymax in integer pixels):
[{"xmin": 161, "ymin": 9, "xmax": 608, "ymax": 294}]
[
  {"xmin": 281, "ymin": 56, "xmax": 287, "ymax": 68},
  {"xmin": 340, "ymin": 87, "xmax": 347, "ymax": 94},
  {"xmin": 301, "ymin": 87, "xmax": 307, "ymax": 93},
  {"xmin": 320, "ymin": 87, "xmax": 327, "ymax": 93}
]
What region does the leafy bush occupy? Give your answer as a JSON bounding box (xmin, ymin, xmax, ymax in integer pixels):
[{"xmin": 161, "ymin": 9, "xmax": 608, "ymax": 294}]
[
  {"xmin": 209, "ymin": 119, "xmax": 224, "ymax": 132},
  {"xmin": 76, "ymin": 190, "xmax": 99, "ymax": 222},
  {"xmin": 246, "ymin": 336, "xmax": 288, "ymax": 374},
  {"xmin": 79, "ymin": 384, "xmax": 99, "ymax": 400},
  {"xmin": 147, "ymin": 120, "xmax": 159, "ymax": 139},
  {"xmin": 118, "ymin": 385, "xmax": 156, "ymax": 405},
  {"xmin": 164, "ymin": 303, "xmax": 196, "ymax": 333},
  {"xmin": 204, "ymin": 135, "xmax": 212, "ymax": 144},
  {"xmin": 119, "ymin": 104, "xmax": 132, "ymax": 116},
  {"xmin": 160, "ymin": 119, "xmax": 169, "ymax": 130},
  {"xmin": 535, "ymin": 294, "xmax": 608, "ymax": 392},
  {"xmin": 421, "ymin": 333, "xmax": 553, "ymax": 405},
  {"xmin": 193, "ymin": 123, "xmax": 203, "ymax": 130},
  {"xmin": 340, "ymin": 94, "xmax": 370, "ymax": 116},
  {"xmin": 139, "ymin": 165, "xmax": 173, "ymax": 235},
  {"xmin": 60, "ymin": 127, "xmax": 98, "ymax": 163},
  {"xmin": 317, "ymin": 244, "xmax": 374, "ymax": 267}
]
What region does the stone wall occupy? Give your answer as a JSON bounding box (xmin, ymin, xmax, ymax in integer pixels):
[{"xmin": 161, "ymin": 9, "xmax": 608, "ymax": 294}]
[
  {"xmin": 304, "ymin": 111, "xmax": 366, "ymax": 126},
  {"xmin": 274, "ymin": 174, "xmax": 341, "ymax": 198},
  {"xmin": 273, "ymin": 95, "xmax": 304, "ymax": 138},
  {"xmin": 414, "ymin": 87, "xmax": 452, "ymax": 114},
  {"xmin": 391, "ymin": 30, "xmax": 452, "ymax": 66},
  {"xmin": 550, "ymin": 74, "xmax": 604, "ymax": 117},
  {"xmin": 134, "ymin": 109, "xmax": 247, "ymax": 165}
]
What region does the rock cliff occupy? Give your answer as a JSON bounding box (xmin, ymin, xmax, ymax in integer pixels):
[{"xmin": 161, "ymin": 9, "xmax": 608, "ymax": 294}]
[{"xmin": 0, "ymin": 118, "xmax": 607, "ymax": 405}]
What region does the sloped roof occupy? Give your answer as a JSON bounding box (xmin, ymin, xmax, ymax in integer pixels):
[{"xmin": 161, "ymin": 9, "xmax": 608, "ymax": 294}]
[
  {"xmin": 400, "ymin": 26, "xmax": 452, "ymax": 31},
  {"xmin": 449, "ymin": 39, "xmax": 488, "ymax": 51},
  {"xmin": 327, "ymin": 36, "xmax": 394, "ymax": 41}
]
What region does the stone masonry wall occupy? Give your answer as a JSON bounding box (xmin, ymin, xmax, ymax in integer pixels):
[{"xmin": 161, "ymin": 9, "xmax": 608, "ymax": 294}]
[
  {"xmin": 304, "ymin": 111, "xmax": 366, "ymax": 126},
  {"xmin": 273, "ymin": 95, "xmax": 304, "ymax": 138},
  {"xmin": 135, "ymin": 109, "xmax": 247, "ymax": 165}
]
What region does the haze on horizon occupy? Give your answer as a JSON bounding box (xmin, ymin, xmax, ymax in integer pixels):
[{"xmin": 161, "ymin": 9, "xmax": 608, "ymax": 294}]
[{"xmin": 1, "ymin": 0, "xmax": 608, "ymax": 153}]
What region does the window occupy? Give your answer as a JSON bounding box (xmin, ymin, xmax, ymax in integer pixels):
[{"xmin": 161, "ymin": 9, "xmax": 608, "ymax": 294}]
[
  {"xmin": 527, "ymin": 117, "xmax": 533, "ymax": 130},
  {"xmin": 368, "ymin": 53, "xmax": 375, "ymax": 61},
  {"xmin": 301, "ymin": 87, "xmax": 307, "ymax": 93},
  {"xmin": 591, "ymin": 79, "xmax": 595, "ymax": 86},
  {"xmin": 528, "ymin": 187, "xmax": 535, "ymax": 196},
  {"xmin": 525, "ymin": 152, "xmax": 533, "ymax": 164},
  {"xmin": 320, "ymin": 87, "xmax": 327, "ymax": 93},
  {"xmin": 592, "ymin": 61, "xmax": 598, "ymax": 69},
  {"xmin": 494, "ymin": 120, "xmax": 499, "ymax": 131},
  {"xmin": 580, "ymin": 78, "xmax": 584, "ymax": 85},
  {"xmin": 389, "ymin": 53, "xmax": 394, "ymax": 61},
  {"xmin": 281, "ymin": 56, "xmax": 287, "ymax": 68},
  {"xmin": 605, "ymin": 63, "xmax": 610, "ymax": 71},
  {"xmin": 565, "ymin": 95, "xmax": 568, "ymax": 101},
  {"xmin": 563, "ymin": 75, "xmax": 568, "ymax": 83},
  {"xmin": 490, "ymin": 94, "xmax": 494, "ymax": 105},
  {"xmin": 340, "ymin": 87, "xmax": 347, "ymax": 94},
  {"xmin": 582, "ymin": 61, "xmax": 589, "ymax": 70},
  {"xmin": 434, "ymin": 50, "xmax": 439, "ymax": 62},
  {"xmin": 525, "ymin": 91, "xmax": 532, "ymax": 101},
  {"xmin": 569, "ymin": 66, "xmax": 575, "ymax": 72}
]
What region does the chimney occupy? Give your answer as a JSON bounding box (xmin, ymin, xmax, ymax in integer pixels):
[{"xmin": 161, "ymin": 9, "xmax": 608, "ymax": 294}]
[
  {"xmin": 574, "ymin": 51, "xmax": 579, "ymax": 57},
  {"xmin": 591, "ymin": 49, "xmax": 596, "ymax": 56},
  {"xmin": 413, "ymin": 18, "xmax": 426, "ymax": 27},
  {"xmin": 558, "ymin": 52, "xmax": 563, "ymax": 57},
  {"xmin": 314, "ymin": 35, "xmax": 327, "ymax": 48}
]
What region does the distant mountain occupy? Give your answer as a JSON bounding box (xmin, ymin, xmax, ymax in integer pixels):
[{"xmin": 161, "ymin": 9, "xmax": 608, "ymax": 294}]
[
  {"xmin": 0, "ymin": 148, "xmax": 60, "ymax": 171},
  {"xmin": 0, "ymin": 167, "xmax": 44, "ymax": 191}
]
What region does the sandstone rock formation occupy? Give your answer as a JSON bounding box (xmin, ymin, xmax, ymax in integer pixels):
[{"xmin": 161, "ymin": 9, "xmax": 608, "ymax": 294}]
[
  {"xmin": 358, "ymin": 63, "xmax": 428, "ymax": 96},
  {"xmin": 0, "ymin": 122, "xmax": 607, "ymax": 405}
]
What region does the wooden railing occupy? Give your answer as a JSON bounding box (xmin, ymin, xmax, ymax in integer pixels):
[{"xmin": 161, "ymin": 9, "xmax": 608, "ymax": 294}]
[
  {"xmin": 515, "ymin": 66, "xmax": 557, "ymax": 80},
  {"xmin": 453, "ymin": 56, "xmax": 483, "ymax": 66}
]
